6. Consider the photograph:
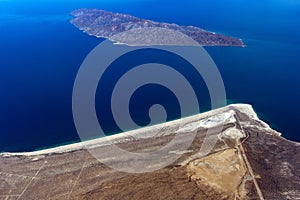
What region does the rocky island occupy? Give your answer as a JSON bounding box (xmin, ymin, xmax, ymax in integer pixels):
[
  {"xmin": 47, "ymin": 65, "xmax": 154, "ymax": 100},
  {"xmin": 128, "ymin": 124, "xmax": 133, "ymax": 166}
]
[
  {"xmin": 70, "ymin": 9, "xmax": 245, "ymax": 47},
  {"xmin": 0, "ymin": 104, "xmax": 299, "ymax": 199}
]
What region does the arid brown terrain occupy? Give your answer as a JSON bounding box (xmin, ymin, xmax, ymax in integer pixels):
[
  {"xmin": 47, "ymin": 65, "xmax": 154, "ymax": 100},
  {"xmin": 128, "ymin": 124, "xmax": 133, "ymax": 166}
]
[
  {"xmin": 70, "ymin": 9, "xmax": 245, "ymax": 47},
  {"xmin": 0, "ymin": 104, "xmax": 299, "ymax": 200}
]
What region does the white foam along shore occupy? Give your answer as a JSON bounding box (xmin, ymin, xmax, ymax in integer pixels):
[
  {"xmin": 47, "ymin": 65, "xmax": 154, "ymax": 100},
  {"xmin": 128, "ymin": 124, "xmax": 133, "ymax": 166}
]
[{"xmin": 0, "ymin": 104, "xmax": 265, "ymax": 157}]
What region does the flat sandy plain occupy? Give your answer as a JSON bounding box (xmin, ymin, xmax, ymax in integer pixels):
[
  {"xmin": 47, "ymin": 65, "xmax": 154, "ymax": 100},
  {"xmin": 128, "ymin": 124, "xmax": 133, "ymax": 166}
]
[{"xmin": 0, "ymin": 104, "xmax": 299, "ymax": 200}]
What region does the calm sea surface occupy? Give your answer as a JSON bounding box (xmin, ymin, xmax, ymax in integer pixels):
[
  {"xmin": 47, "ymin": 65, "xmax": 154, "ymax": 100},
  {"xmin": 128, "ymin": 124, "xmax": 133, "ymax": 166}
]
[{"xmin": 0, "ymin": 0, "xmax": 299, "ymax": 152}]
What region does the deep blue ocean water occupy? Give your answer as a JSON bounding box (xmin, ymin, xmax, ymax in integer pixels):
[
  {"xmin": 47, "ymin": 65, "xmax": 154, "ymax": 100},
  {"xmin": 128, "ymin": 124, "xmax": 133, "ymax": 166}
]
[{"xmin": 0, "ymin": 0, "xmax": 299, "ymax": 152}]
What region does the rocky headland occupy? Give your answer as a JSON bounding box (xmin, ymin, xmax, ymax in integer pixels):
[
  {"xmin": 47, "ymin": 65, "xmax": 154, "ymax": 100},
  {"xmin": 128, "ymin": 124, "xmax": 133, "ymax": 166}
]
[{"xmin": 0, "ymin": 104, "xmax": 299, "ymax": 199}]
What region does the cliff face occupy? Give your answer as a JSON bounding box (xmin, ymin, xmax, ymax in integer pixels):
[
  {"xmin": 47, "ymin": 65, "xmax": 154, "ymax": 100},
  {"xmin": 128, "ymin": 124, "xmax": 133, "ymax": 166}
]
[{"xmin": 0, "ymin": 104, "xmax": 299, "ymax": 200}]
